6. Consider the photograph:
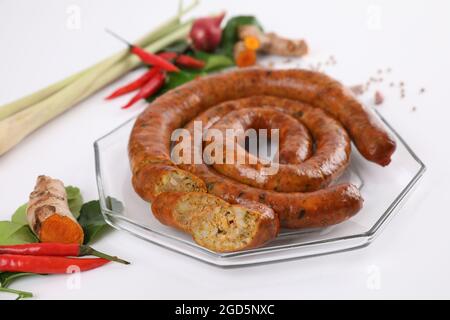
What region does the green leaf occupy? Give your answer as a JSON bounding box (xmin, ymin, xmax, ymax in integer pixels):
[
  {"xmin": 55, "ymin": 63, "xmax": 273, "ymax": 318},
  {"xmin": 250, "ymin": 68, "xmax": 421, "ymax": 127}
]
[
  {"xmin": 147, "ymin": 70, "xmax": 207, "ymax": 102},
  {"xmin": 78, "ymin": 200, "xmax": 114, "ymax": 245},
  {"xmin": 219, "ymin": 16, "xmax": 264, "ymax": 58},
  {"xmin": 11, "ymin": 204, "xmax": 28, "ymax": 226},
  {"xmin": 193, "ymin": 51, "xmax": 234, "ymax": 72},
  {"xmin": 65, "ymin": 186, "xmax": 83, "ymax": 219},
  {"xmin": 165, "ymin": 70, "xmax": 205, "ymax": 89},
  {"xmin": 0, "ymin": 221, "xmax": 38, "ymax": 245},
  {"xmin": 145, "ymin": 51, "xmax": 232, "ymax": 102},
  {"xmin": 10, "ymin": 186, "xmax": 83, "ymax": 226}
]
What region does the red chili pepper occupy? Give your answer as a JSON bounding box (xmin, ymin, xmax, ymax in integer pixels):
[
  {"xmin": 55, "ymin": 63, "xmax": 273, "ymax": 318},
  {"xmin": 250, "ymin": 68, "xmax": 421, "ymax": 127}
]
[
  {"xmin": 0, "ymin": 243, "xmax": 129, "ymax": 264},
  {"xmin": 158, "ymin": 51, "xmax": 205, "ymax": 69},
  {"xmin": 130, "ymin": 46, "xmax": 180, "ymax": 72},
  {"xmin": 175, "ymin": 55, "xmax": 205, "ymax": 69},
  {"xmin": 122, "ymin": 69, "xmax": 166, "ymax": 109},
  {"xmin": 105, "ymin": 29, "xmax": 179, "ymax": 72},
  {"xmin": 0, "ymin": 254, "xmax": 109, "ymax": 274},
  {"xmin": 157, "ymin": 51, "xmax": 178, "ymax": 61},
  {"xmin": 105, "ymin": 69, "xmax": 157, "ymax": 100}
]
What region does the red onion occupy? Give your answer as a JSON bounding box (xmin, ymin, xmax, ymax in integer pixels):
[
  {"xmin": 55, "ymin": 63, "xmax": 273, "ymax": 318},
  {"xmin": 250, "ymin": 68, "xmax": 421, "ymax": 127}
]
[{"xmin": 190, "ymin": 12, "xmax": 226, "ymax": 52}]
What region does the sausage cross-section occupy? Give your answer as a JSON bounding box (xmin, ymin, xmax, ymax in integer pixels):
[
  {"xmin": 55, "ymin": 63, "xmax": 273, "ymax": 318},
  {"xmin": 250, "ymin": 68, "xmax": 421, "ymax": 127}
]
[{"xmin": 152, "ymin": 192, "xmax": 279, "ymax": 253}]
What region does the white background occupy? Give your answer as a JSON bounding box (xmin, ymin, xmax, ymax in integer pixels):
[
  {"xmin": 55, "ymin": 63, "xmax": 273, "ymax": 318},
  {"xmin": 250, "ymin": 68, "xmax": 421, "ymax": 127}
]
[{"xmin": 1, "ymin": 0, "xmax": 449, "ymax": 299}]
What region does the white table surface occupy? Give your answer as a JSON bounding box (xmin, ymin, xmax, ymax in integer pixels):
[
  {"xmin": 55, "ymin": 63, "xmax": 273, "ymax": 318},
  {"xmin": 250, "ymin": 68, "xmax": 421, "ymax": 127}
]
[{"xmin": 1, "ymin": 0, "xmax": 449, "ymax": 300}]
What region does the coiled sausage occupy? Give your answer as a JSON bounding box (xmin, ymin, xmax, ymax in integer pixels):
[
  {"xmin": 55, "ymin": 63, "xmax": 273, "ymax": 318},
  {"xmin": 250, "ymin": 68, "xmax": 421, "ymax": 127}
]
[{"xmin": 129, "ymin": 68, "xmax": 395, "ymax": 229}]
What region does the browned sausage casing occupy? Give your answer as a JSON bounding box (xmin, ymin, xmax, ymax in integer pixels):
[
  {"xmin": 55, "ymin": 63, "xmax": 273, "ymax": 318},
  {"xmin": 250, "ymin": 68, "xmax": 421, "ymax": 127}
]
[
  {"xmin": 207, "ymin": 106, "xmax": 350, "ymax": 192},
  {"xmin": 129, "ymin": 68, "xmax": 396, "ymax": 171},
  {"xmin": 179, "ymin": 96, "xmax": 362, "ymax": 228},
  {"xmin": 129, "ymin": 68, "xmax": 394, "ymax": 228}
]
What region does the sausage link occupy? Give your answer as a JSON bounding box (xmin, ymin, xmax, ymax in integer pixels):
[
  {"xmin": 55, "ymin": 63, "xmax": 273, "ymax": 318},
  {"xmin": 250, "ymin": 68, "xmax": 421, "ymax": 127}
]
[
  {"xmin": 130, "ymin": 68, "xmax": 395, "ymax": 169},
  {"xmin": 179, "ymin": 96, "xmax": 361, "ymax": 228},
  {"xmin": 207, "ymin": 105, "xmax": 349, "ymax": 192},
  {"xmin": 129, "ymin": 68, "xmax": 394, "ymax": 229}
]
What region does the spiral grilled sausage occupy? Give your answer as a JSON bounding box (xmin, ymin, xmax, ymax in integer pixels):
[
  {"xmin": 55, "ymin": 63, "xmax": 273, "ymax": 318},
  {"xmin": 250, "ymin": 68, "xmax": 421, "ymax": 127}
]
[
  {"xmin": 179, "ymin": 96, "xmax": 360, "ymax": 228},
  {"xmin": 129, "ymin": 68, "xmax": 396, "ymax": 229},
  {"xmin": 206, "ymin": 105, "xmax": 350, "ymax": 192}
]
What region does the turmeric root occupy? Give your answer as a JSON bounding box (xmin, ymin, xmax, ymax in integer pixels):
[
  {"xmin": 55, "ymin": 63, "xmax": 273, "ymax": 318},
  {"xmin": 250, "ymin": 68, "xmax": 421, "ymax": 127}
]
[
  {"xmin": 234, "ymin": 41, "xmax": 258, "ymax": 68},
  {"xmin": 238, "ymin": 25, "xmax": 308, "ymax": 57},
  {"xmin": 27, "ymin": 175, "xmax": 84, "ymax": 244}
]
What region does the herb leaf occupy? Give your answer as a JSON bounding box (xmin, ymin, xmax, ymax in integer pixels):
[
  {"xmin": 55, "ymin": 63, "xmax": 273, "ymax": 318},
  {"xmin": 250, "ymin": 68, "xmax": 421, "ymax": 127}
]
[
  {"xmin": 11, "ymin": 204, "xmax": 28, "ymax": 226},
  {"xmin": 194, "ymin": 51, "xmax": 234, "ymax": 72},
  {"xmin": 147, "ymin": 70, "xmax": 206, "ymax": 102},
  {"xmin": 164, "ymin": 70, "xmax": 205, "ymax": 90},
  {"xmin": 65, "ymin": 186, "xmax": 83, "ymax": 219},
  {"xmin": 0, "ymin": 222, "xmax": 38, "ymax": 245},
  {"xmin": 78, "ymin": 199, "xmax": 116, "ymax": 245},
  {"xmin": 146, "ymin": 52, "xmax": 233, "ymax": 102},
  {"xmin": 220, "ymin": 16, "xmax": 264, "ymax": 58}
]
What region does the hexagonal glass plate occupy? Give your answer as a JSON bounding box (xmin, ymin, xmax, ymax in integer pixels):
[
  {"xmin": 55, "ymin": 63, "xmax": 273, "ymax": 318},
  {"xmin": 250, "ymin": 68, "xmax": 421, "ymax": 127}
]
[{"xmin": 94, "ymin": 110, "xmax": 425, "ymax": 267}]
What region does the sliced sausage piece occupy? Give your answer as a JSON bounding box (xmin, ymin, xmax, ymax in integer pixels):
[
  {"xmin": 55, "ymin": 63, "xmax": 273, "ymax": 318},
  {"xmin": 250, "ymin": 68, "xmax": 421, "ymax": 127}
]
[
  {"xmin": 180, "ymin": 160, "xmax": 362, "ymax": 229},
  {"xmin": 132, "ymin": 164, "xmax": 207, "ymax": 202},
  {"xmin": 152, "ymin": 192, "xmax": 279, "ymax": 252}
]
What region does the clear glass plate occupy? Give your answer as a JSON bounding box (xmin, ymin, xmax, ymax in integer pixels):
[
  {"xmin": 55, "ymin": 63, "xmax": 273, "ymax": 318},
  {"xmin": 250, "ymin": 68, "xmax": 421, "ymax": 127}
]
[{"xmin": 94, "ymin": 110, "xmax": 425, "ymax": 267}]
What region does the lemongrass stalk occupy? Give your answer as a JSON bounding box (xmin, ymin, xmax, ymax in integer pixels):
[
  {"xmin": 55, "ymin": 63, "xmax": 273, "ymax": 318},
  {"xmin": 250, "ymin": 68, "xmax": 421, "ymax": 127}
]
[
  {"xmin": 0, "ymin": 0, "xmax": 199, "ymax": 121},
  {"xmin": 0, "ymin": 21, "xmax": 193, "ymax": 156}
]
